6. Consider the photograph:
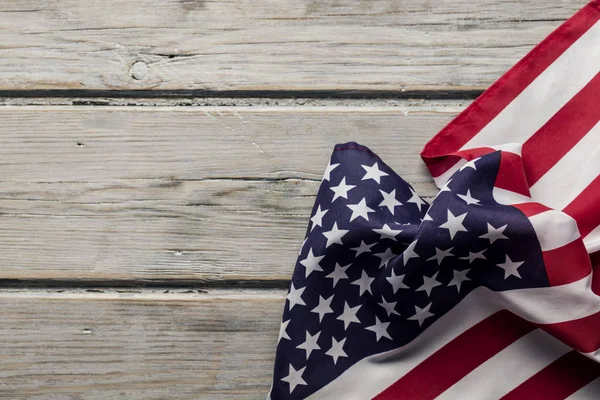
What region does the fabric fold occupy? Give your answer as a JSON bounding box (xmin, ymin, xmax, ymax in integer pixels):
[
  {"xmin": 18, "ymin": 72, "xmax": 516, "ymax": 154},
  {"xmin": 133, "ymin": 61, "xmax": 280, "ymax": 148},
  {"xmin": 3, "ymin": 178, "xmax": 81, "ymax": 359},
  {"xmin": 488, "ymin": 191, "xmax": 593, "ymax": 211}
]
[{"xmin": 269, "ymin": 142, "xmax": 597, "ymax": 399}]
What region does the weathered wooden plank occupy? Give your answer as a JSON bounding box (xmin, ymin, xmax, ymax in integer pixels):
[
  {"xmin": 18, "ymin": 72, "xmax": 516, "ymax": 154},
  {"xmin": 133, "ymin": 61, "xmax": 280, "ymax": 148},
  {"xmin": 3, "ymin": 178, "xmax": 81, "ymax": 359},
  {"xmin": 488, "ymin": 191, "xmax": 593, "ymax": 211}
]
[
  {"xmin": 0, "ymin": 0, "xmax": 587, "ymax": 92},
  {"xmin": 0, "ymin": 289, "xmax": 283, "ymax": 399},
  {"xmin": 0, "ymin": 105, "xmax": 462, "ymax": 183},
  {"xmin": 0, "ymin": 105, "xmax": 463, "ymax": 283},
  {"xmin": 0, "ymin": 178, "xmax": 439, "ymax": 283},
  {"xmin": 0, "ymin": 105, "xmax": 455, "ymax": 282}
]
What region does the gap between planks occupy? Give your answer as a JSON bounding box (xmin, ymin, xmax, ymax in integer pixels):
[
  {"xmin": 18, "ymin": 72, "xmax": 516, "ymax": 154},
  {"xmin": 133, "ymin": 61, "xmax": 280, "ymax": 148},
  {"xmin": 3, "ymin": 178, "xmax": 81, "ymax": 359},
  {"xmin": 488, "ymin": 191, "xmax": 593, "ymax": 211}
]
[
  {"xmin": 0, "ymin": 103, "xmax": 468, "ymax": 112},
  {"xmin": 0, "ymin": 287, "xmax": 286, "ymax": 301},
  {"xmin": 0, "ymin": 278, "xmax": 294, "ymax": 290},
  {"xmin": 0, "ymin": 95, "xmax": 474, "ymax": 108}
]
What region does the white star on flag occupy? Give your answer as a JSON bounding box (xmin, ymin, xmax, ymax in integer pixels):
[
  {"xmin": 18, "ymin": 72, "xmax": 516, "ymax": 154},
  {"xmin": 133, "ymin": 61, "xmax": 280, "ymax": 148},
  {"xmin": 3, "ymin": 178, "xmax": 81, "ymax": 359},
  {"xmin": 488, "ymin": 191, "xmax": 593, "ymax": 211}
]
[
  {"xmin": 296, "ymin": 330, "xmax": 321, "ymax": 359},
  {"xmin": 299, "ymin": 248, "xmax": 324, "ymax": 277},
  {"xmin": 361, "ymin": 162, "xmax": 389, "ymax": 184},
  {"xmin": 281, "ymin": 364, "xmax": 307, "ymax": 394},
  {"xmin": 416, "ymin": 272, "xmax": 442, "ymax": 296},
  {"xmin": 322, "ymin": 161, "xmax": 340, "ymax": 181},
  {"xmin": 336, "ymin": 301, "xmax": 362, "ymax": 330},
  {"xmin": 448, "ymin": 269, "xmax": 471, "ymax": 292},
  {"xmin": 497, "ymin": 255, "xmax": 524, "ymax": 279},
  {"xmin": 378, "ymin": 295, "xmax": 400, "ymax": 316},
  {"xmin": 407, "ymin": 187, "xmax": 427, "ymax": 211},
  {"xmin": 326, "ymin": 337, "xmax": 348, "ymax": 364},
  {"xmin": 439, "ymin": 209, "xmax": 469, "ymax": 240},
  {"xmin": 323, "ymin": 222, "xmax": 349, "ymax": 248},
  {"xmin": 351, "ymin": 270, "xmax": 374, "ymax": 296},
  {"xmin": 375, "ymin": 248, "xmax": 396, "ymax": 268},
  {"xmin": 457, "ymin": 189, "xmax": 481, "ymax": 206},
  {"xmin": 408, "ymin": 303, "xmax": 435, "ymax": 326},
  {"xmin": 278, "ymin": 319, "xmax": 290, "ymax": 343},
  {"xmin": 365, "ymin": 316, "xmax": 392, "ymax": 341},
  {"xmin": 351, "ymin": 240, "xmax": 375, "ymax": 256},
  {"xmin": 311, "ymin": 294, "xmax": 335, "ymax": 322},
  {"xmin": 310, "ymin": 205, "xmax": 328, "ymax": 231},
  {"xmin": 460, "ymin": 249, "xmax": 487, "ymax": 263},
  {"xmin": 379, "ymin": 189, "xmax": 402, "ymax": 213},
  {"xmin": 386, "ymin": 269, "xmax": 409, "ymax": 294},
  {"xmin": 427, "ymin": 247, "xmax": 454, "ymax": 265},
  {"xmin": 286, "ymin": 283, "xmax": 306, "ymax": 310},
  {"xmin": 403, "ymin": 240, "xmax": 419, "ymax": 265},
  {"xmin": 479, "ymin": 223, "xmax": 509, "ymax": 244},
  {"xmin": 459, "ymin": 157, "xmax": 479, "ymax": 171},
  {"xmin": 330, "ymin": 177, "xmax": 356, "ymax": 202},
  {"xmin": 326, "ymin": 263, "xmax": 351, "ymax": 288},
  {"xmin": 373, "ymin": 223, "xmax": 402, "ymax": 241},
  {"xmin": 347, "ymin": 198, "xmax": 375, "ymax": 222}
]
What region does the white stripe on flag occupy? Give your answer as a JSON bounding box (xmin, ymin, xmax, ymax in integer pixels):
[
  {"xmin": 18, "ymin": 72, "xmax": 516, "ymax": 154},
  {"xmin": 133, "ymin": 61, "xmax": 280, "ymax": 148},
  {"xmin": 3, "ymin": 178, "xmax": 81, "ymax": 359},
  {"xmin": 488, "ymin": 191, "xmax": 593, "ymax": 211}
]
[
  {"xmin": 307, "ymin": 276, "xmax": 599, "ymax": 399},
  {"xmin": 436, "ymin": 330, "xmax": 570, "ymax": 400},
  {"xmin": 584, "ymin": 225, "xmax": 600, "ymax": 253},
  {"xmin": 433, "ymin": 159, "xmax": 466, "ymax": 187},
  {"xmin": 498, "ymin": 274, "xmax": 599, "ymax": 324},
  {"xmin": 492, "ymin": 187, "xmax": 531, "ymax": 206},
  {"xmin": 489, "ymin": 143, "xmax": 522, "ymax": 155},
  {"xmin": 566, "ymin": 377, "xmax": 600, "ymax": 400},
  {"xmin": 529, "ymin": 120, "xmax": 600, "ymax": 210},
  {"xmin": 460, "ymin": 20, "xmax": 600, "ymax": 150},
  {"xmin": 306, "ymin": 289, "xmax": 501, "ymax": 400},
  {"xmin": 528, "ymin": 210, "xmax": 580, "ymax": 251}
]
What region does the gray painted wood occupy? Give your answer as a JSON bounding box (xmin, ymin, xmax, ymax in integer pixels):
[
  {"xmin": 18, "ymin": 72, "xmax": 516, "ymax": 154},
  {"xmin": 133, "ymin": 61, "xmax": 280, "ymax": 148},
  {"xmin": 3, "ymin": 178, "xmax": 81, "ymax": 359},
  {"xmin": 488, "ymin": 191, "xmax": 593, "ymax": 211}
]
[
  {"xmin": 0, "ymin": 2, "xmax": 583, "ymax": 398},
  {"xmin": 0, "ymin": 0, "xmax": 586, "ymax": 92},
  {"xmin": 0, "ymin": 105, "xmax": 457, "ymax": 282},
  {"xmin": 0, "ymin": 289, "xmax": 283, "ymax": 399}
]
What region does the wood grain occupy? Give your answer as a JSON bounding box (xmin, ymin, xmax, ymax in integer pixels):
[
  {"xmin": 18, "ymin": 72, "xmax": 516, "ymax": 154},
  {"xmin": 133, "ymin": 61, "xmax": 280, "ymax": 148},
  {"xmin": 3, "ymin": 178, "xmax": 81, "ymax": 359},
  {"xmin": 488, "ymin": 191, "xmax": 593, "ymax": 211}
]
[
  {"xmin": 0, "ymin": 105, "xmax": 458, "ymax": 282},
  {"xmin": 0, "ymin": 289, "xmax": 283, "ymax": 399},
  {"xmin": 0, "ymin": 3, "xmax": 580, "ymax": 397},
  {"xmin": 0, "ymin": 0, "xmax": 586, "ymax": 92}
]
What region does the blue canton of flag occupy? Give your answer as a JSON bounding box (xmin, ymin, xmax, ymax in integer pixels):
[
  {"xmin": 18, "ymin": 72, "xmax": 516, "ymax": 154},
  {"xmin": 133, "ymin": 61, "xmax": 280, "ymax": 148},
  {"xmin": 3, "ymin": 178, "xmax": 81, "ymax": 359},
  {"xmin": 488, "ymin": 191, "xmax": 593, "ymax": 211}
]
[{"xmin": 268, "ymin": 142, "xmax": 548, "ymax": 399}]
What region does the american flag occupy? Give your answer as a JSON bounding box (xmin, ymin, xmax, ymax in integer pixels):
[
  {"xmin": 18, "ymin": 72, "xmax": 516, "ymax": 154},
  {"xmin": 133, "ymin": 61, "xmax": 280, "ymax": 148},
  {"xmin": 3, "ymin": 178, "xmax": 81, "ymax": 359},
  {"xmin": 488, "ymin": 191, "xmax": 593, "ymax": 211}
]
[{"xmin": 269, "ymin": 1, "xmax": 600, "ymax": 399}]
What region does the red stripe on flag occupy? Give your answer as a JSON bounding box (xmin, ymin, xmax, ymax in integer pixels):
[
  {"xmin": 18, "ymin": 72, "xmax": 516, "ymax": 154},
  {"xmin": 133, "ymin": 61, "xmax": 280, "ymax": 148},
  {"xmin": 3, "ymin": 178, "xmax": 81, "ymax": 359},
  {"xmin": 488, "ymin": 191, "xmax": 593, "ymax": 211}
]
[
  {"xmin": 419, "ymin": 147, "xmax": 496, "ymax": 180},
  {"xmin": 592, "ymin": 251, "xmax": 600, "ymax": 268},
  {"xmin": 542, "ymin": 239, "xmax": 592, "ymax": 286},
  {"xmin": 563, "ymin": 175, "xmax": 600, "ymax": 238},
  {"xmin": 373, "ymin": 311, "xmax": 534, "ymax": 400},
  {"xmin": 443, "ymin": 147, "xmax": 497, "ymax": 164},
  {"xmin": 512, "ymin": 202, "xmax": 591, "ymax": 286},
  {"xmin": 453, "ymin": 147, "xmax": 496, "ymax": 161},
  {"xmin": 540, "ymin": 311, "xmax": 600, "ymax": 353},
  {"xmin": 512, "ymin": 202, "xmax": 552, "ymax": 218},
  {"xmin": 592, "ymin": 252, "xmax": 600, "ymax": 295},
  {"xmin": 421, "ymin": 0, "xmax": 600, "ymax": 178},
  {"xmin": 500, "ymin": 351, "xmax": 600, "ymax": 400},
  {"xmin": 494, "ymin": 151, "xmax": 531, "ymax": 197},
  {"xmin": 523, "ymin": 72, "xmax": 600, "ymax": 186}
]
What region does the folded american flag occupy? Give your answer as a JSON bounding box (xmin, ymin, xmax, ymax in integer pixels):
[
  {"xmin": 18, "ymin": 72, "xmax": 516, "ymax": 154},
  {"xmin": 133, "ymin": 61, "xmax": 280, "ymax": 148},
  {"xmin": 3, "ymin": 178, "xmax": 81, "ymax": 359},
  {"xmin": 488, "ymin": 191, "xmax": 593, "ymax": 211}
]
[{"xmin": 269, "ymin": 1, "xmax": 600, "ymax": 398}]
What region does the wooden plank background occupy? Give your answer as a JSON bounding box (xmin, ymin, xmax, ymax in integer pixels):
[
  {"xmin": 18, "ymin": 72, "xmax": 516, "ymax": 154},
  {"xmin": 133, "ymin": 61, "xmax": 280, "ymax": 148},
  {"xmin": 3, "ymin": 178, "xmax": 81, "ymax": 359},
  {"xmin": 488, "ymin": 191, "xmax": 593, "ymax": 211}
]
[
  {"xmin": 0, "ymin": 1, "xmax": 587, "ymax": 398},
  {"xmin": 0, "ymin": 0, "xmax": 587, "ymax": 92},
  {"xmin": 0, "ymin": 289, "xmax": 283, "ymax": 399},
  {"xmin": 0, "ymin": 106, "xmax": 458, "ymax": 283}
]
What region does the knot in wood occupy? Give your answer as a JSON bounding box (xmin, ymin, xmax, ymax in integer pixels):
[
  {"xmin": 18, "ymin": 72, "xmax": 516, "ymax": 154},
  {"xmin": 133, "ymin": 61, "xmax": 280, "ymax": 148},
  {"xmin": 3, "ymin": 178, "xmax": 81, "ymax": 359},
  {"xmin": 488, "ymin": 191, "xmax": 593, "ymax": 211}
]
[{"xmin": 130, "ymin": 61, "xmax": 149, "ymax": 81}]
